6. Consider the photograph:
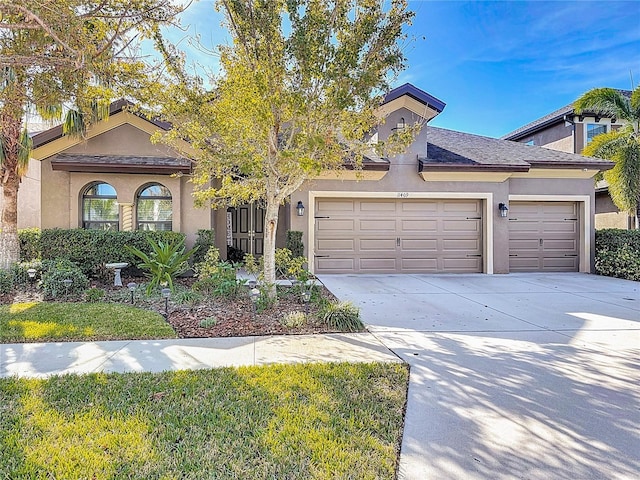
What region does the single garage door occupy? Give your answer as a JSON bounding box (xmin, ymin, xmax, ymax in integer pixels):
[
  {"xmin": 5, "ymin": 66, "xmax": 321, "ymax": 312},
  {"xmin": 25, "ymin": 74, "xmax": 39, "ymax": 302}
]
[
  {"xmin": 314, "ymin": 198, "xmax": 483, "ymax": 273},
  {"xmin": 508, "ymin": 201, "xmax": 579, "ymax": 272}
]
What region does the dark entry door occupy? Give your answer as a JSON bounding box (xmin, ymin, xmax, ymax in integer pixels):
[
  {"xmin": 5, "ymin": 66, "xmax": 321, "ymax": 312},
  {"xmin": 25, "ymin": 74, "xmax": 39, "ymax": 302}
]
[{"xmin": 228, "ymin": 203, "xmax": 265, "ymax": 256}]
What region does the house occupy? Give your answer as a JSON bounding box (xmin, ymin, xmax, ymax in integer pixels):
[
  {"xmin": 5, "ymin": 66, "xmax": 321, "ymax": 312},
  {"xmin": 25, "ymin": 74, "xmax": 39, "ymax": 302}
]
[
  {"xmin": 9, "ymin": 84, "xmax": 613, "ymax": 274},
  {"xmin": 501, "ymin": 91, "xmax": 633, "ymax": 229}
]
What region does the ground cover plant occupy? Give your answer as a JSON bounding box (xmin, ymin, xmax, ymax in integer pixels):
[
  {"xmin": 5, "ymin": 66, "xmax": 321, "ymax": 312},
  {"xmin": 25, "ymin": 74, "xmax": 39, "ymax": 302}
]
[
  {"xmin": 0, "ymin": 362, "xmax": 409, "ymax": 480},
  {"xmin": 0, "ymin": 302, "xmax": 176, "ymax": 343}
]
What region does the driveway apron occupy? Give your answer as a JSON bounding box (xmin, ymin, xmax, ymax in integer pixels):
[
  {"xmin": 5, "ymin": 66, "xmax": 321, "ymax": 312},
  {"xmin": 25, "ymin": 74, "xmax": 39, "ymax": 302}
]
[{"xmin": 319, "ymin": 273, "xmax": 640, "ymax": 480}]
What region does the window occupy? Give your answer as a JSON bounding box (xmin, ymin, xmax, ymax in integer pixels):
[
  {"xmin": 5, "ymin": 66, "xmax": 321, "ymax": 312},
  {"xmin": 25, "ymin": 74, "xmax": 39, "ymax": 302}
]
[
  {"xmin": 82, "ymin": 182, "xmax": 119, "ymax": 230},
  {"xmin": 587, "ymin": 123, "xmax": 606, "ymax": 144},
  {"xmin": 137, "ymin": 184, "xmax": 172, "ymax": 231}
]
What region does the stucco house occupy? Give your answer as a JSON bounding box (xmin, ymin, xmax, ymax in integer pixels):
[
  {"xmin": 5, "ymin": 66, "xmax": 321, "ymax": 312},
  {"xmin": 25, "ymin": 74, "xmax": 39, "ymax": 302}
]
[
  {"xmin": 501, "ymin": 91, "xmax": 633, "ymax": 230},
  {"xmin": 9, "ymin": 83, "xmax": 613, "ymax": 274}
]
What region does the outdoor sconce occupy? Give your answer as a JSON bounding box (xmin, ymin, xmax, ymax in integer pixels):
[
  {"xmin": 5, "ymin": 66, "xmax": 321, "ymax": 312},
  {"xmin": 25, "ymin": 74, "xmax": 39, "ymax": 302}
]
[
  {"xmin": 161, "ymin": 288, "xmax": 171, "ymax": 319},
  {"xmin": 498, "ymin": 203, "xmax": 509, "ymax": 218},
  {"xmin": 127, "ymin": 282, "xmax": 137, "ymax": 304},
  {"xmin": 296, "ymin": 200, "xmax": 305, "ymax": 216}
]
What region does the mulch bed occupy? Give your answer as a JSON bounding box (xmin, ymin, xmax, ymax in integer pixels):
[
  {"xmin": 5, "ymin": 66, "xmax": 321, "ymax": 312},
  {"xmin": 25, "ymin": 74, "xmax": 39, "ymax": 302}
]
[{"xmin": 2, "ymin": 278, "xmax": 347, "ymax": 338}]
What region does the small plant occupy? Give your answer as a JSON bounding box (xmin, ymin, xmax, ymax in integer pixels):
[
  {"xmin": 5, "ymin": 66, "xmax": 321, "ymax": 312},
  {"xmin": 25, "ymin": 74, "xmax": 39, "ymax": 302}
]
[
  {"xmin": 125, "ymin": 238, "xmax": 198, "ymax": 294},
  {"xmin": 192, "ymin": 229, "xmax": 216, "ymax": 265},
  {"xmin": 85, "ymin": 287, "xmax": 106, "ymax": 302},
  {"xmin": 0, "ymin": 269, "xmax": 13, "ymax": 294},
  {"xmin": 280, "ymin": 311, "xmax": 306, "ymax": 329},
  {"xmin": 41, "ymin": 260, "xmax": 89, "ymax": 300},
  {"xmin": 193, "ymin": 246, "xmax": 221, "ymax": 278},
  {"xmin": 199, "ymin": 316, "xmax": 218, "ymax": 328},
  {"xmin": 11, "ymin": 260, "xmax": 43, "ymax": 286},
  {"xmin": 255, "ymin": 283, "xmax": 277, "ymax": 312},
  {"xmin": 172, "ymin": 289, "xmax": 203, "ymax": 311},
  {"xmin": 322, "ymin": 301, "xmax": 364, "ymax": 332}
]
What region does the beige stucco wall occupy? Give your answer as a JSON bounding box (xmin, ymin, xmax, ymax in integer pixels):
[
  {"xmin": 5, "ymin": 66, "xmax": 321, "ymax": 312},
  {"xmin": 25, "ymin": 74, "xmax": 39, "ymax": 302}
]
[
  {"xmin": 2, "ymin": 157, "xmax": 43, "ymax": 229},
  {"xmin": 65, "ymin": 124, "xmax": 175, "ymax": 157},
  {"xmin": 288, "ymin": 109, "xmax": 598, "ymax": 274},
  {"xmin": 36, "ymin": 123, "xmax": 212, "ymax": 247}
]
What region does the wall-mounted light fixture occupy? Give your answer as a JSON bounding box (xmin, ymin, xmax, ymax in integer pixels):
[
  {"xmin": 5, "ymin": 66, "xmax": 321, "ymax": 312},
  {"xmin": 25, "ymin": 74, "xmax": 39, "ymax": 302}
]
[
  {"xmin": 296, "ymin": 200, "xmax": 305, "ymax": 216},
  {"xmin": 498, "ymin": 203, "xmax": 509, "ymax": 218}
]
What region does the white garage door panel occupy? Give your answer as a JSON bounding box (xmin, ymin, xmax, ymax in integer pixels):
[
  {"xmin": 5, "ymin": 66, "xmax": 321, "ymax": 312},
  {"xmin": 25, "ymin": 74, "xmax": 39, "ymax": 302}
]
[
  {"xmin": 315, "ymin": 198, "xmax": 483, "ymax": 274},
  {"xmin": 509, "ymin": 201, "xmax": 579, "ymax": 272}
]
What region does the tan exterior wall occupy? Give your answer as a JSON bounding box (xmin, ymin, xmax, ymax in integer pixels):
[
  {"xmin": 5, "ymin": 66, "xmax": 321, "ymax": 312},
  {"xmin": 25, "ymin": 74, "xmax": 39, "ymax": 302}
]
[
  {"xmin": 517, "ymin": 123, "xmax": 573, "ymax": 152},
  {"xmin": 290, "ymin": 130, "xmax": 597, "ymax": 274},
  {"xmin": 65, "ymin": 124, "xmax": 175, "ymax": 157},
  {"xmin": 2, "ymin": 158, "xmax": 43, "ymax": 229}
]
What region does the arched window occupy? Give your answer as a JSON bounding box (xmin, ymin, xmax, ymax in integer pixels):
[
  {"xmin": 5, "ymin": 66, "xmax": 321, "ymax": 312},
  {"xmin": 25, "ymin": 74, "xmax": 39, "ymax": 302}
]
[
  {"xmin": 82, "ymin": 182, "xmax": 119, "ymax": 230},
  {"xmin": 137, "ymin": 184, "xmax": 172, "ymax": 231}
]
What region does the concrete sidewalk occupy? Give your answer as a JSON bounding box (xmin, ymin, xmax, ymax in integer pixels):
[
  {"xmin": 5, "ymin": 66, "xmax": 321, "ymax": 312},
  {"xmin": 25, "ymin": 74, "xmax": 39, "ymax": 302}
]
[{"xmin": 0, "ymin": 333, "xmax": 400, "ymax": 378}]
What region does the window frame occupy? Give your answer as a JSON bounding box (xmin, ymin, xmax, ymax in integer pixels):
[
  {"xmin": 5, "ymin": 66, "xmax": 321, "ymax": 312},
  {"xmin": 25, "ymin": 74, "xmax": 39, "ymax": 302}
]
[
  {"xmin": 136, "ymin": 183, "xmax": 173, "ymax": 231},
  {"xmin": 81, "ymin": 182, "xmax": 119, "ymax": 231}
]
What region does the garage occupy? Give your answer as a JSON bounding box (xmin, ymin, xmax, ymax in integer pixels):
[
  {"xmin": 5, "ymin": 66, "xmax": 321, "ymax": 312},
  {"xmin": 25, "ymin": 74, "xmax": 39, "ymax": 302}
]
[
  {"xmin": 508, "ymin": 201, "xmax": 579, "ymax": 272},
  {"xmin": 314, "ymin": 198, "xmax": 483, "ymax": 274}
]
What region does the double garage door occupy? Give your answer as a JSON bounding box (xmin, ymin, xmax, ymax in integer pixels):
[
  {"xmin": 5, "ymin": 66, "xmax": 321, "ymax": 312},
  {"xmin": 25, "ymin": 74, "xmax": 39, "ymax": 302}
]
[
  {"xmin": 314, "ymin": 198, "xmax": 581, "ymax": 274},
  {"xmin": 508, "ymin": 201, "xmax": 580, "ymax": 272},
  {"xmin": 314, "ymin": 198, "xmax": 483, "ymax": 274}
]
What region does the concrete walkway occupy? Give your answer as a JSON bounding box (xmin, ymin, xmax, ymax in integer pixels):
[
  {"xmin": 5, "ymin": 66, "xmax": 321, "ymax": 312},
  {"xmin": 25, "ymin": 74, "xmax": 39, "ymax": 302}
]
[
  {"xmin": 2, "ymin": 273, "xmax": 638, "ymax": 479},
  {"xmin": 0, "ymin": 333, "xmax": 399, "ymax": 378},
  {"xmin": 319, "ymin": 273, "xmax": 640, "ymax": 480}
]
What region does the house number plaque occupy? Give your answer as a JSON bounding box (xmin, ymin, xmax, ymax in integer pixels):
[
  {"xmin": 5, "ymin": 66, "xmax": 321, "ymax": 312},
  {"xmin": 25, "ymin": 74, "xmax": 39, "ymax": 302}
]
[{"xmin": 397, "ymin": 192, "xmax": 409, "ymax": 198}]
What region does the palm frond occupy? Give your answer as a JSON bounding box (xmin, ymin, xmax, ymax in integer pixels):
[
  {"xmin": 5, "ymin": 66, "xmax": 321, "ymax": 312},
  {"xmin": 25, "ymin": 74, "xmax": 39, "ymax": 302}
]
[
  {"xmin": 582, "ymin": 129, "xmax": 627, "ymax": 159},
  {"xmin": 62, "ymin": 109, "xmax": 87, "ymax": 138},
  {"xmin": 574, "ymin": 88, "xmax": 632, "ymax": 121},
  {"xmin": 16, "ymin": 128, "xmax": 33, "ymax": 176},
  {"xmin": 36, "ymin": 104, "xmax": 63, "ymax": 122},
  {"xmin": 604, "ymin": 141, "xmax": 640, "ymax": 215}
]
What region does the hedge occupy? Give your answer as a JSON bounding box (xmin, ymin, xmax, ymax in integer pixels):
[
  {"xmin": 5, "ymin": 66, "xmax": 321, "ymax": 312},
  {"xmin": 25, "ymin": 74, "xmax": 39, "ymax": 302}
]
[
  {"xmin": 34, "ymin": 229, "xmax": 185, "ymax": 275},
  {"xmin": 595, "ymin": 229, "xmax": 640, "ymax": 281},
  {"xmin": 18, "ymin": 228, "xmax": 41, "ymax": 262}
]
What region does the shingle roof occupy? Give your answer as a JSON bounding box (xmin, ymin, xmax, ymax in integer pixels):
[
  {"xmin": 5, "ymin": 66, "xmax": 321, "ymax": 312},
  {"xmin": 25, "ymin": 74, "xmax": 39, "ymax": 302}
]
[
  {"xmin": 501, "ymin": 89, "xmax": 632, "ymax": 141},
  {"xmin": 420, "ymin": 126, "xmax": 614, "ymax": 172},
  {"xmin": 383, "ymin": 83, "xmax": 446, "ymax": 113},
  {"xmin": 50, "ymin": 154, "xmax": 191, "ymax": 175}
]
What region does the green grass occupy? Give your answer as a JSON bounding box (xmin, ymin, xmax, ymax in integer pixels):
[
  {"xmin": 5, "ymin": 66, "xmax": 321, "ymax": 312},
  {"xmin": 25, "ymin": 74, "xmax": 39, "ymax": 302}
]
[
  {"xmin": 0, "ymin": 362, "xmax": 409, "ymax": 480},
  {"xmin": 0, "ymin": 302, "xmax": 176, "ymax": 343}
]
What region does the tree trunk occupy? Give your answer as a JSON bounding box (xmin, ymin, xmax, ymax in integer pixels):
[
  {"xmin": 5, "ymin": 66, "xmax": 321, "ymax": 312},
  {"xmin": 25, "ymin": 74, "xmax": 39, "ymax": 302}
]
[
  {"xmin": 262, "ymin": 197, "xmax": 279, "ymax": 299},
  {"xmin": 0, "ymin": 173, "xmax": 20, "ymax": 269}
]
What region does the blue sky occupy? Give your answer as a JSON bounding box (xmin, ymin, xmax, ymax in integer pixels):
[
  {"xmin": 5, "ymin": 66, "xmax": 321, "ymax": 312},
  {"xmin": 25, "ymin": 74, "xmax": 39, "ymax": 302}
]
[{"xmin": 166, "ymin": 0, "xmax": 640, "ymax": 138}]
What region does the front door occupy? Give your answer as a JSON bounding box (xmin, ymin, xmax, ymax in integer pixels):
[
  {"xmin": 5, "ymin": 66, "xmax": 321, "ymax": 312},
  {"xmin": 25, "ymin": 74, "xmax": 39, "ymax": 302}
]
[{"xmin": 228, "ymin": 203, "xmax": 265, "ymax": 256}]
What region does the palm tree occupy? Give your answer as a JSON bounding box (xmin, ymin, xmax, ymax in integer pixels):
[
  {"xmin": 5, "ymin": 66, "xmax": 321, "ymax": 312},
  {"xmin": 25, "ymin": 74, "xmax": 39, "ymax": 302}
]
[{"xmin": 575, "ymin": 87, "xmax": 640, "ymax": 229}]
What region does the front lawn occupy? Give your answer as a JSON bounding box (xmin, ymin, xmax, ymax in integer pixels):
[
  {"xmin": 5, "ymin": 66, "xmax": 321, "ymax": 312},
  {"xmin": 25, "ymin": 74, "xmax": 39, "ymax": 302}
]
[
  {"xmin": 0, "ymin": 302, "xmax": 176, "ymax": 343},
  {"xmin": 0, "ymin": 362, "xmax": 409, "ymax": 479}
]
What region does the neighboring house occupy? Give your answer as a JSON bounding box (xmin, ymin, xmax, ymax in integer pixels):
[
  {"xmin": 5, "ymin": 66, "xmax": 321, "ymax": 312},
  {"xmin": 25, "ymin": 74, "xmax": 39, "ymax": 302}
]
[
  {"xmin": 501, "ymin": 91, "xmax": 633, "ymax": 229},
  {"xmin": 8, "ymin": 84, "xmax": 613, "ymax": 274}
]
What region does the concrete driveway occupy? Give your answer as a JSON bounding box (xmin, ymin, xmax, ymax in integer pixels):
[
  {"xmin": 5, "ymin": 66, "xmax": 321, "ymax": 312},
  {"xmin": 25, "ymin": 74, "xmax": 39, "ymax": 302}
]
[{"xmin": 319, "ymin": 273, "xmax": 640, "ymax": 480}]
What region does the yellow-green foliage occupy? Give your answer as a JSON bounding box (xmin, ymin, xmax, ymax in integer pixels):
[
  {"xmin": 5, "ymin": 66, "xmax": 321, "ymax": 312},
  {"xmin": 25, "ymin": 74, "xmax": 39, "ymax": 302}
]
[{"xmin": 1, "ymin": 363, "xmax": 409, "ymax": 479}]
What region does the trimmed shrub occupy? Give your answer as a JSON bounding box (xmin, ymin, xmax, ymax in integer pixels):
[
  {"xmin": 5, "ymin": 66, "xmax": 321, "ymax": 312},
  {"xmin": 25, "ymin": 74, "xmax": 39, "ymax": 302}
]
[
  {"xmin": 40, "ymin": 229, "xmax": 185, "ymax": 275},
  {"xmin": 41, "ymin": 259, "xmax": 89, "ymax": 300},
  {"xmin": 0, "ymin": 269, "xmax": 13, "ymax": 294},
  {"xmin": 192, "ymin": 229, "xmax": 216, "ymax": 265},
  {"xmin": 11, "ymin": 260, "xmax": 43, "ymax": 286},
  {"xmin": 595, "ymin": 229, "xmax": 640, "ymax": 281},
  {"xmin": 18, "ymin": 228, "xmax": 41, "ymax": 261},
  {"xmin": 322, "ymin": 301, "xmax": 364, "ymax": 332},
  {"xmin": 286, "ymin": 230, "xmax": 304, "ymax": 258}
]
